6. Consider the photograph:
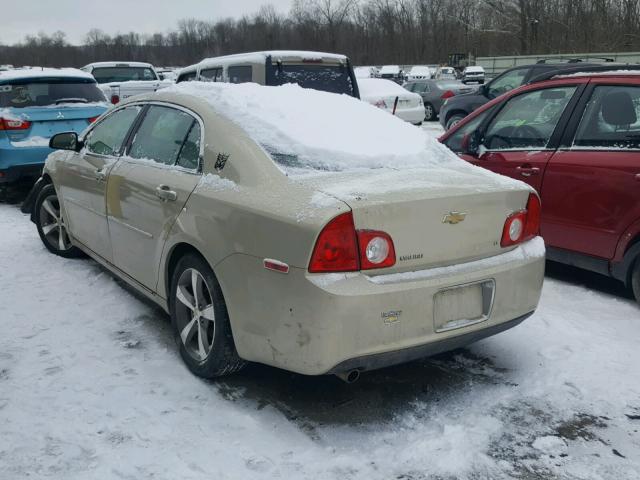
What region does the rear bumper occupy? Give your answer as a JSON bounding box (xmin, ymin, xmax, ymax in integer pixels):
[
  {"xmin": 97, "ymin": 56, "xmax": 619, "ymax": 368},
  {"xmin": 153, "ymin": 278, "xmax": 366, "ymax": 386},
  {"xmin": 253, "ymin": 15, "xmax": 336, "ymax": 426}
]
[
  {"xmin": 0, "ymin": 145, "xmax": 50, "ymax": 183},
  {"xmin": 327, "ymin": 312, "xmax": 531, "ymax": 374},
  {"xmin": 395, "ymin": 105, "xmax": 426, "ymax": 124},
  {"xmin": 0, "ymin": 162, "xmax": 44, "ymax": 184},
  {"xmin": 218, "ymin": 237, "xmax": 545, "ymax": 375}
]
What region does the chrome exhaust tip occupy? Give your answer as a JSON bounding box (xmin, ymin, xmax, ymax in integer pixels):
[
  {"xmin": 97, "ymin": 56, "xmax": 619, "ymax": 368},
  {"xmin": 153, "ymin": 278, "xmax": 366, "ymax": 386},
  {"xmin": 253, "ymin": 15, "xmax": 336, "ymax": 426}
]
[{"xmin": 335, "ymin": 369, "xmax": 360, "ymax": 384}]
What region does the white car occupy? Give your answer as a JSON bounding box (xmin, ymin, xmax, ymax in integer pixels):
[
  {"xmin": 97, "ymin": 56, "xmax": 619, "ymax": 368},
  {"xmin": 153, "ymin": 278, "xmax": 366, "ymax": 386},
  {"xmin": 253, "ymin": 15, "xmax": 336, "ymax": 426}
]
[
  {"xmin": 462, "ymin": 65, "xmax": 486, "ymax": 84},
  {"xmin": 354, "ymin": 66, "xmax": 378, "ymax": 79},
  {"xmin": 358, "ymin": 78, "xmax": 425, "ymax": 125},
  {"xmin": 378, "ymin": 65, "xmax": 404, "ymax": 83},
  {"xmin": 406, "ymin": 65, "xmax": 434, "ymax": 81},
  {"xmin": 81, "ymin": 62, "xmax": 172, "ymax": 104}
]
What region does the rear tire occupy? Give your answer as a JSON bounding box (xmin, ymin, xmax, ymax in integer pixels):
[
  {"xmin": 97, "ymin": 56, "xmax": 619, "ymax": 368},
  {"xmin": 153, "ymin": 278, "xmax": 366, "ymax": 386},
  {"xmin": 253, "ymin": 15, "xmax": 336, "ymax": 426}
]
[
  {"xmin": 424, "ymin": 103, "xmax": 436, "ymax": 121},
  {"xmin": 34, "ymin": 184, "xmax": 83, "ymax": 258},
  {"xmin": 631, "ymin": 257, "xmax": 640, "ymax": 305},
  {"xmin": 169, "ymin": 253, "xmax": 245, "ymax": 378},
  {"xmin": 446, "ymin": 113, "xmax": 466, "ymax": 130}
]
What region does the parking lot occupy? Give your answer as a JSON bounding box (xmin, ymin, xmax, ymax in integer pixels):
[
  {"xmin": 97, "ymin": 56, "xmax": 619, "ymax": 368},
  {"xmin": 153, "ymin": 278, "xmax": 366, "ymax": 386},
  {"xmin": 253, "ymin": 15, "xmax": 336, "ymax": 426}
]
[{"xmin": 1, "ymin": 122, "xmax": 638, "ymax": 480}]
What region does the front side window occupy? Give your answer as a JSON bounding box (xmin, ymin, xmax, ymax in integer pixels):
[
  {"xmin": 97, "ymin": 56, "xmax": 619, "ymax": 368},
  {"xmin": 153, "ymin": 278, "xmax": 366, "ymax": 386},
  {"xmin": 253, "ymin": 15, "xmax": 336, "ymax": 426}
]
[
  {"xmin": 200, "ymin": 68, "xmax": 222, "ymax": 82},
  {"xmin": 445, "ymin": 106, "xmax": 495, "ymax": 153},
  {"xmin": 487, "ymin": 68, "xmax": 528, "ymax": 99},
  {"xmin": 228, "ymin": 66, "xmax": 252, "ymax": 84},
  {"xmin": 177, "ymin": 71, "xmax": 197, "ymax": 83},
  {"xmin": 483, "ymin": 86, "xmax": 577, "ymax": 150},
  {"xmin": 573, "ymin": 85, "xmax": 640, "ymax": 149},
  {"xmin": 0, "ymin": 79, "xmax": 105, "ymax": 108},
  {"xmin": 129, "ymin": 106, "xmax": 195, "ymax": 165},
  {"xmin": 92, "ymin": 67, "xmax": 157, "ymax": 84},
  {"xmin": 85, "ymin": 106, "xmax": 141, "ymax": 156}
]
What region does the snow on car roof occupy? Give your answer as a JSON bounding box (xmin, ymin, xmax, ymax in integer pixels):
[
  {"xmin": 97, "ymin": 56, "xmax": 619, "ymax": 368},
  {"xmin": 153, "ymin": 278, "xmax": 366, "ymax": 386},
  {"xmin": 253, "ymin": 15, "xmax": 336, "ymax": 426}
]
[
  {"xmin": 84, "ymin": 61, "xmax": 155, "ymax": 69},
  {"xmin": 197, "ymin": 50, "xmax": 346, "ymax": 67},
  {"xmin": 0, "ymin": 68, "xmax": 95, "ymax": 83},
  {"xmin": 357, "ymin": 78, "xmax": 415, "ymax": 97},
  {"xmin": 409, "ymin": 66, "xmax": 432, "ymax": 74},
  {"xmin": 556, "ymin": 69, "xmax": 640, "ymax": 78},
  {"xmin": 163, "ymin": 82, "xmax": 523, "ymax": 190},
  {"xmin": 465, "ymin": 66, "xmax": 484, "ymax": 72}
]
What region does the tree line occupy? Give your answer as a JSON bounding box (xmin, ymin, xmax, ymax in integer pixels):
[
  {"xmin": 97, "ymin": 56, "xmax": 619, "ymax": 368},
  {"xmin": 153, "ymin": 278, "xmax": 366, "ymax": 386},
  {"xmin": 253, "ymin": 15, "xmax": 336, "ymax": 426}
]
[{"xmin": 2, "ymin": 0, "xmax": 640, "ymax": 68}]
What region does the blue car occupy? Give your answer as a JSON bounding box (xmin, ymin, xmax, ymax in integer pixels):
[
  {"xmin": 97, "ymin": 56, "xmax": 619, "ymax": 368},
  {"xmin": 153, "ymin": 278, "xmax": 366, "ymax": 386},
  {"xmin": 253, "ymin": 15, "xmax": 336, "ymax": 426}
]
[{"xmin": 0, "ymin": 68, "xmax": 109, "ymax": 185}]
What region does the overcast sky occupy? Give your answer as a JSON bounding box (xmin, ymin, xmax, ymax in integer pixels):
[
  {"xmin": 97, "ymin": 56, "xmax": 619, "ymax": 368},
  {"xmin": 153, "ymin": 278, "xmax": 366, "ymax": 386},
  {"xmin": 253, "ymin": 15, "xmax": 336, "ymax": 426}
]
[{"xmin": 2, "ymin": 0, "xmax": 293, "ymax": 45}]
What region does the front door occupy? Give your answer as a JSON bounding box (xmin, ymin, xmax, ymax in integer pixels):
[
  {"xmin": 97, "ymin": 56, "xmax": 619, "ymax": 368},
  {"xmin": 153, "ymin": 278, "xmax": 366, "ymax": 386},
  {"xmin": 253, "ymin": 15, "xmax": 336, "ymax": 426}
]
[
  {"xmin": 107, "ymin": 104, "xmax": 202, "ymax": 291},
  {"xmin": 56, "ymin": 105, "xmax": 142, "ymax": 262},
  {"xmin": 471, "ymin": 85, "xmax": 580, "ymax": 193},
  {"xmin": 541, "ymin": 82, "xmax": 640, "ymax": 258}
]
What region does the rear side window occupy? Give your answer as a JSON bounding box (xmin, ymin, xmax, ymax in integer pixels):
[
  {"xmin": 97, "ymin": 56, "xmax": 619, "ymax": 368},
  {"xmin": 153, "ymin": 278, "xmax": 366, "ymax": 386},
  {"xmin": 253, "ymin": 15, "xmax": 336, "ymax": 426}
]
[
  {"xmin": 92, "ymin": 67, "xmax": 157, "ymax": 84},
  {"xmin": 200, "ymin": 68, "xmax": 222, "ymax": 82},
  {"xmin": 573, "ymin": 85, "xmax": 640, "ymax": 149},
  {"xmin": 0, "ymin": 79, "xmax": 105, "ymax": 108},
  {"xmin": 176, "ymin": 122, "xmax": 201, "ymax": 170},
  {"xmin": 228, "ymin": 66, "xmax": 252, "ymax": 84},
  {"xmin": 129, "ymin": 106, "xmax": 196, "ymax": 165},
  {"xmin": 86, "ymin": 106, "xmax": 141, "ymax": 156}
]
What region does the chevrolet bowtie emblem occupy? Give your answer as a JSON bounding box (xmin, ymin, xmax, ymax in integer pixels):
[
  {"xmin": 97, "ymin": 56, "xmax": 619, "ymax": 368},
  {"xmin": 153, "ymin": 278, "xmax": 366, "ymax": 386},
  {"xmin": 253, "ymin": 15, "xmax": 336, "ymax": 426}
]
[{"xmin": 442, "ymin": 212, "xmax": 467, "ymax": 224}]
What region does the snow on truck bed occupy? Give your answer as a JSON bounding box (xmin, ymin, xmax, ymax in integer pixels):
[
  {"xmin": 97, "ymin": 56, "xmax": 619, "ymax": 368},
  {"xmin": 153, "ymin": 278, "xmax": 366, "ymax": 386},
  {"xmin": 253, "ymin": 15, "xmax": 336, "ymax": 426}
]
[{"xmin": 166, "ymin": 82, "xmax": 526, "ymax": 192}]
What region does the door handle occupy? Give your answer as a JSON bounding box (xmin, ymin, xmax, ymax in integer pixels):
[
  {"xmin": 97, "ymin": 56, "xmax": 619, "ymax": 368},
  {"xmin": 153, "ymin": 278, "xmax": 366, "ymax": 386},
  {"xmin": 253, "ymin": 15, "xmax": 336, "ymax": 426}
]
[
  {"xmin": 155, "ymin": 185, "xmax": 177, "ymax": 202},
  {"xmin": 95, "ymin": 169, "xmax": 107, "ymax": 182},
  {"xmin": 516, "ymin": 165, "xmax": 540, "ymax": 177}
]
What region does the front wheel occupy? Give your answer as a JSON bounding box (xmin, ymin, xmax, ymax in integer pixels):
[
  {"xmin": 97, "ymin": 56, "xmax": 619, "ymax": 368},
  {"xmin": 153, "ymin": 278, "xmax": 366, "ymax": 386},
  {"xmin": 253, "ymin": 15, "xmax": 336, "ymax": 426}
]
[
  {"xmin": 35, "ymin": 184, "xmax": 83, "ymax": 258},
  {"xmin": 631, "ymin": 258, "xmax": 640, "ymax": 305},
  {"xmin": 170, "ymin": 253, "xmax": 246, "ymax": 378},
  {"xmin": 446, "ymin": 113, "xmax": 466, "ymax": 130}
]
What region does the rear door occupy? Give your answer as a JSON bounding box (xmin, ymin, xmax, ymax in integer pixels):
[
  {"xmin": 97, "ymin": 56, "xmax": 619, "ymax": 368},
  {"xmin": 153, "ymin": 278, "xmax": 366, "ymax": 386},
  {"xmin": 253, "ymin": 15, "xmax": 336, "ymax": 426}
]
[
  {"xmin": 56, "ymin": 105, "xmax": 142, "ymax": 262},
  {"xmin": 106, "ymin": 104, "xmax": 202, "ymax": 291},
  {"xmin": 541, "ymin": 79, "xmax": 640, "ymax": 258},
  {"xmin": 471, "ymin": 84, "xmax": 583, "ymax": 192}
]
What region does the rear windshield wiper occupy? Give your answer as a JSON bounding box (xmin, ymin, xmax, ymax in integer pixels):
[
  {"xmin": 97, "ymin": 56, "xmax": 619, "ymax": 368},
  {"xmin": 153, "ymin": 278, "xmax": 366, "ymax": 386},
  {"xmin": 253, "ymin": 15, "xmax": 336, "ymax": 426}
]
[{"xmin": 54, "ymin": 98, "xmax": 89, "ymax": 104}]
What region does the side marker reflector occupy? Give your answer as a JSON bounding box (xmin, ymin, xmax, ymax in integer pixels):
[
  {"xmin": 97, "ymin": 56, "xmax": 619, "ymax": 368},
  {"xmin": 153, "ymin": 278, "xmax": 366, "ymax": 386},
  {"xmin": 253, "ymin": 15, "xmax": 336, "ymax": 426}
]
[{"xmin": 264, "ymin": 259, "xmax": 289, "ymax": 274}]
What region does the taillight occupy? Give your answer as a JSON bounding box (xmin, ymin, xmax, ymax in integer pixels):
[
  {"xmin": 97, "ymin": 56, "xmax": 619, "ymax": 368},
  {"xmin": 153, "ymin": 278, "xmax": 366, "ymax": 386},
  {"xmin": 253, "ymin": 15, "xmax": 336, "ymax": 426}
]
[
  {"xmin": 440, "ymin": 90, "xmax": 455, "ymax": 99},
  {"xmin": 308, "ymin": 212, "xmax": 396, "ymax": 273},
  {"xmin": 0, "ymin": 117, "xmax": 31, "ymax": 130},
  {"xmin": 357, "ymin": 230, "xmax": 396, "ymax": 270},
  {"xmin": 110, "ymin": 94, "xmax": 120, "ymax": 105},
  {"xmin": 501, "ymin": 193, "xmax": 541, "ymax": 247},
  {"xmin": 87, "ymin": 116, "xmax": 99, "ymax": 124}
]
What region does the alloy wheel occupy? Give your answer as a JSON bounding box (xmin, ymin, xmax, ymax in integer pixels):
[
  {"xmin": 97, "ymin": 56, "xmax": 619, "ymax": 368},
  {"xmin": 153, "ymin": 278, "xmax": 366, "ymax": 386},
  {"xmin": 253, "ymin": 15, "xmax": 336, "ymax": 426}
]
[
  {"xmin": 174, "ymin": 268, "xmax": 216, "ymax": 361},
  {"xmin": 38, "ymin": 194, "xmax": 72, "ymax": 252}
]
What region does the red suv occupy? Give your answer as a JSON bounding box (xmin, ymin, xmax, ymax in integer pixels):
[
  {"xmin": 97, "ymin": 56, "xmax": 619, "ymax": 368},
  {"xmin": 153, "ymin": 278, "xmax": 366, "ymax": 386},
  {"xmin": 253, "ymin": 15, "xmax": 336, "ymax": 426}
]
[{"xmin": 440, "ymin": 66, "xmax": 640, "ymax": 303}]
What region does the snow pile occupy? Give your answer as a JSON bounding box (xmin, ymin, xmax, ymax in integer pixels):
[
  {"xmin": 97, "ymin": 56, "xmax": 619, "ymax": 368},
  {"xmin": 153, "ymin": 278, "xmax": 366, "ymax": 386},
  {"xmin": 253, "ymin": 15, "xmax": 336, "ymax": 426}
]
[
  {"xmin": 164, "ymin": 82, "xmax": 523, "ymax": 189},
  {"xmin": 200, "ymin": 173, "xmax": 238, "ymax": 191},
  {"xmin": 10, "ymin": 136, "xmax": 49, "ymax": 148}
]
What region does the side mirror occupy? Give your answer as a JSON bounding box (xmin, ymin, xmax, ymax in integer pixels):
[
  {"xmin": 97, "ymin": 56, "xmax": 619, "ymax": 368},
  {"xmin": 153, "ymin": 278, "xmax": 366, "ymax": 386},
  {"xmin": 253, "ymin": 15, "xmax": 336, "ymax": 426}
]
[
  {"xmin": 461, "ymin": 131, "xmax": 481, "ymax": 156},
  {"xmin": 49, "ymin": 132, "xmax": 82, "ymax": 152}
]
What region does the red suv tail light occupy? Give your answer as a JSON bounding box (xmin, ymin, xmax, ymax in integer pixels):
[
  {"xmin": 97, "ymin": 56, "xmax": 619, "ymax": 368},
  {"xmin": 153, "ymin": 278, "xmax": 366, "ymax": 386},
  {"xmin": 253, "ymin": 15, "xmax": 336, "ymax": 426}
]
[
  {"xmin": 308, "ymin": 212, "xmax": 396, "ymax": 273},
  {"xmin": 501, "ymin": 193, "xmax": 541, "ymax": 247},
  {"xmin": 110, "ymin": 94, "xmax": 120, "ymax": 105},
  {"xmin": 87, "ymin": 116, "xmax": 99, "ymax": 124},
  {"xmin": 0, "ymin": 117, "xmax": 31, "ymax": 131},
  {"xmin": 440, "ymin": 90, "xmax": 455, "ymax": 99}
]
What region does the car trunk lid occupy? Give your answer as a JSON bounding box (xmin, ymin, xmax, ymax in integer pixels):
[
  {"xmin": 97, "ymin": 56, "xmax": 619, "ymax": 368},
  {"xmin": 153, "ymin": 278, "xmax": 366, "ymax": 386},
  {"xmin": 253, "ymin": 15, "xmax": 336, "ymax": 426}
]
[{"xmin": 297, "ymin": 167, "xmax": 530, "ymax": 274}]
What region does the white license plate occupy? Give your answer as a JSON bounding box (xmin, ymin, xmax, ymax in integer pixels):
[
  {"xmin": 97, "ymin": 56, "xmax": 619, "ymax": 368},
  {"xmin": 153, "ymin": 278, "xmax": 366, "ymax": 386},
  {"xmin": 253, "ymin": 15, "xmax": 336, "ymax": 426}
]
[{"xmin": 433, "ymin": 280, "xmax": 494, "ymax": 332}]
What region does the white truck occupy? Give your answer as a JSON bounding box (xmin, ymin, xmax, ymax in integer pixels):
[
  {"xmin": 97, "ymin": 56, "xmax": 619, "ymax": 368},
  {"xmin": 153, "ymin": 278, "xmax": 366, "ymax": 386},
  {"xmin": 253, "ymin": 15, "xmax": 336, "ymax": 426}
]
[{"xmin": 81, "ymin": 61, "xmax": 171, "ymax": 104}]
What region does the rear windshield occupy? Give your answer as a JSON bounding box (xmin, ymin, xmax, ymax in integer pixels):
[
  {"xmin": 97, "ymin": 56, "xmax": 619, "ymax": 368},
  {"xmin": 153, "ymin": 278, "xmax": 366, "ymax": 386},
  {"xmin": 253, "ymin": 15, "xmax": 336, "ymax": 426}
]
[
  {"xmin": 267, "ymin": 64, "xmax": 356, "ymax": 97},
  {"xmin": 0, "ymin": 79, "xmax": 106, "ymax": 108},
  {"xmin": 92, "ymin": 67, "xmax": 157, "ymax": 83}
]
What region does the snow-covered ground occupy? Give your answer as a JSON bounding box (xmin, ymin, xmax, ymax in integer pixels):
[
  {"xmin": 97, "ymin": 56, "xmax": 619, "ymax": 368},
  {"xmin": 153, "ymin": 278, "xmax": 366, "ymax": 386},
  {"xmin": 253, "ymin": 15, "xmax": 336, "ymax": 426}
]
[{"xmin": 1, "ymin": 123, "xmax": 639, "ymax": 480}]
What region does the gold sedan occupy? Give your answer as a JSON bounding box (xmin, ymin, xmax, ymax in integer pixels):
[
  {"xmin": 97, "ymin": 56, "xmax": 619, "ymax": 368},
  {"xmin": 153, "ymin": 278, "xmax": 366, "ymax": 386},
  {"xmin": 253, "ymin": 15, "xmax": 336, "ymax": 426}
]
[{"xmin": 27, "ymin": 82, "xmax": 545, "ymax": 381}]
